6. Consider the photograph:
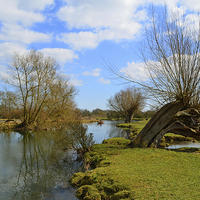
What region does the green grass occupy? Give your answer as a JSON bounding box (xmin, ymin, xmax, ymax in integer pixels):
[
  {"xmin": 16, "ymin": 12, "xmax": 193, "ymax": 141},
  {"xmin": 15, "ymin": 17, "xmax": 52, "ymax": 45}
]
[
  {"xmin": 117, "ymin": 119, "xmax": 150, "ymax": 135},
  {"xmin": 70, "ymin": 138, "xmax": 200, "ymax": 199},
  {"xmin": 116, "ymin": 123, "xmax": 134, "ymax": 128},
  {"xmin": 117, "ymin": 118, "xmax": 149, "ymax": 127},
  {"xmin": 132, "ymin": 119, "xmax": 150, "ymax": 133}
]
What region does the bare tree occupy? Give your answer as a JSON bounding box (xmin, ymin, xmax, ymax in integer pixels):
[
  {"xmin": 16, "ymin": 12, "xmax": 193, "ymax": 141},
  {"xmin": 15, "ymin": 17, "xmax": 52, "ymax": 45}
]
[
  {"xmin": 107, "ymin": 6, "xmax": 200, "ymax": 147},
  {"xmin": 107, "ymin": 87, "xmax": 145, "ymax": 123},
  {"xmin": 0, "ymin": 91, "xmax": 19, "ymax": 119},
  {"xmin": 3, "ymin": 49, "xmax": 77, "ymax": 129}
]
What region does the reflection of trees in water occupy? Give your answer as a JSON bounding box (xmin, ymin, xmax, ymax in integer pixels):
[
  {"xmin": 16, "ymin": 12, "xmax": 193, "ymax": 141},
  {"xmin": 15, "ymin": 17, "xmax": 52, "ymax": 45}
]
[
  {"xmin": 108, "ymin": 126, "xmax": 131, "ymax": 139},
  {"xmin": 0, "ymin": 130, "xmax": 17, "ymax": 143},
  {"xmin": 10, "ymin": 131, "xmax": 83, "ymax": 200}
]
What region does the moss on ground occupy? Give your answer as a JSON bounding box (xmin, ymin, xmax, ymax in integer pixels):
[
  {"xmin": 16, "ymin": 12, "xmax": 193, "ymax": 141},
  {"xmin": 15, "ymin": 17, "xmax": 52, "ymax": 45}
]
[
  {"xmin": 76, "ymin": 185, "xmax": 101, "ymax": 200},
  {"xmin": 70, "ymin": 138, "xmax": 200, "ymax": 199}
]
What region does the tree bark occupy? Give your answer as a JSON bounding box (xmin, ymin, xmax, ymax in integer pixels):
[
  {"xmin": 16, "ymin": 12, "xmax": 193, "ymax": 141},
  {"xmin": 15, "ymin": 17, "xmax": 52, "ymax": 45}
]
[
  {"xmin": 128, "ymin": 100, "xmax": 185, "ymax": 148},
  {"xmin": 125, "ymin": 112, "xmax": 134, "ymax": 123},
  {"xmin": 150, "ymin": 108, "xmax": 200, "ymax": 147}
]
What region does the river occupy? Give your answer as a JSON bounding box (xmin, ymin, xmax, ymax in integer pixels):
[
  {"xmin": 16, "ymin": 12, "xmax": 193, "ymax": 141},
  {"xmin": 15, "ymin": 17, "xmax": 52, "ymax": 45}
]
[
  {"xmin": 0, "ymin": 130, "xmax": 83, "ymax": 200},
  {"xmin": 0, "ymin": 120, "xmax": 127, "ymax": 200},
  {"xmin": 0, "ymin": 120, "xmax": 199, "ymax": 199}
]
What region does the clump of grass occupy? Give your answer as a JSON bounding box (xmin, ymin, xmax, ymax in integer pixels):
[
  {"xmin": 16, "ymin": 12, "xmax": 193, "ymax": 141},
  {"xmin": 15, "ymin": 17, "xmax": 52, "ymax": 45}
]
[
  {"xmin": 116, "ymin": 123, "xmax": 134, "ymax": 128},
  {"xmin": 164, "ymin": 134, "xmax": 196, "ymax": 142},
  {"xmin": 70, "ymin": 138, "xmax": 200, "ymax": 199},
  {"xmin": 76, "ymin": 185, "xmax": 101, "ymax": 200},
  {"xmin": 102, "ymin": 137, "xmax": 131, "ymax": 146},
  {"xmin": 117, "ymin": 119, "xmax": 149, "ymax": 132}
]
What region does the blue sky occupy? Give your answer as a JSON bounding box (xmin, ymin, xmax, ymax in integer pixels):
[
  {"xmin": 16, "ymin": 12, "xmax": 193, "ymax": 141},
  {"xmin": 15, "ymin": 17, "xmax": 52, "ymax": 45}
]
[{"xmin": 0, "ymin": 0, "xmax": 199, "ymax": 111}]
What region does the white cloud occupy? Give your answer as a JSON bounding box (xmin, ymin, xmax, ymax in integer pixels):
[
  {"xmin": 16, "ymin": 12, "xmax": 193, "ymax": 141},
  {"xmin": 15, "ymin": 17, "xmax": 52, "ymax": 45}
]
[
  {"xmin": 82, "ymin": 68, "xmax": 101, "ymax": 76},
  {"xmin": 180, "ymin": 0, "xmax": 200, "ymax": 12},
  {"xmin": 58, "ymin": 0, "xmax": 140, "ymax": 29},
  {"xmin": 67, "ymin": 74, "xmax": 84, "ymax": 86},
  {"xmin": 98, "ymin": 78, "xmax": 111, "ymax": 84},
  {"xmin": 0, "ymin": 64, "xmax": 8, "ymax": 78},
  {"xmin": 57, "ymin": 24, "xmax": 142, "ymax": 50},
  {"xmin": 18, "ymin": 0, "xmax": 54, "ymax": 11},
  {"xmin": 0, "ymin": 64, "xmax": 15, "ymax": 87},
  {"xmin": 59, "ymin": 73, "xmax": 83, "ymax": 86},
  {"xmin": 57, "ymin": 0, "xmax": 200, "ymax": 50},
  {"xmin": 0, "ymin": 42, "xmax": 28, "ymax": 62},
  {"xmin": 57, "ymin": 31, "xmax": 99, "ymax": 50},
  {"xmin": 0, "ymin": 0, "xmax": 55, "ymax": 63},
  {"xmin": 39, "ymin": 48, "xmax": 79, "ymax": 64},
  {"xmin": 0, "ymin": 24, "xmax": 52, "ymax": 44},
  {"xmin": 0, "ymin": 0, "xmax": 45, "ymax": 27},
  {"xmin": 57, "ymin": 0, "xmax": 145, "ymax": 49},
  {"xmin": 120, "ymin": 61, "xmax": 149, "ymax": 81}
]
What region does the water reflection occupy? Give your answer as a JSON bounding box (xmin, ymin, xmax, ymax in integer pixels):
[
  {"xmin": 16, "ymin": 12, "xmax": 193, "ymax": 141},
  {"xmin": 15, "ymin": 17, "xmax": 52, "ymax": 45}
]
[
  {"xmin": 86, "ymin": 120, "xmax": 130, "ymax": 144},
  {"xmin": 0, "ymin": 131, "xmax": 82, "ymax": 200},
  {"xmin": 0, "ymin": 121, "xmax": 129, "ymax": 200},
  {"xmin": 166, "ymin": 141, "xmax": 200, "ymax": 149}
]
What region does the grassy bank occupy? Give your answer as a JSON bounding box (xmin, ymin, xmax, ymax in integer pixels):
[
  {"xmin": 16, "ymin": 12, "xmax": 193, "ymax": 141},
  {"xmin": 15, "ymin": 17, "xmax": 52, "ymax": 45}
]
[
  {"xmin": 70, "ymin": 138, "xmax": 200, "ymax": 199},
  {"xmin": 0, "ymin": 119, "xmax": 21, "ymax": 130},
  {"xmin": 116, "ymin": 119, "xmax": 150, "ymax": 131}
]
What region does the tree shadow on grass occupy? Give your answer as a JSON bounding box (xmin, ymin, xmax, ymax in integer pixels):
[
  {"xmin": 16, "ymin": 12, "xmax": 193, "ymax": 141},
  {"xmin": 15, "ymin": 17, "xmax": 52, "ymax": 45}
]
[{"xmin": 168, "ymin": 147, "xmax": 200, "ymax": 153}]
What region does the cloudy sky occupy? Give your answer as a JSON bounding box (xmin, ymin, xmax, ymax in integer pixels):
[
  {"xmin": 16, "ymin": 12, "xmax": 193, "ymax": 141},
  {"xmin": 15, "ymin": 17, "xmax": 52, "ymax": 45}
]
[{"xmin": 0, "ymin": 0, "xmax": 199, "ymax": 111}]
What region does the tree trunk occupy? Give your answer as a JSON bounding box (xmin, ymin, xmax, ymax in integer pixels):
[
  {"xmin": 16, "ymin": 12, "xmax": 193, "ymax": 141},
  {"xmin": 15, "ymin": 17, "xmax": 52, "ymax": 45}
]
[
  {"xmin": 128, "ymin": 100, "xmax": 185, "ymax": 148},
  {"xmin": 125, "ymin": 113, "xmax": 134, "ymax": 123},
  {"xmin": 150, "ymin": 108, "xmax": 200, "ymax": 147}
]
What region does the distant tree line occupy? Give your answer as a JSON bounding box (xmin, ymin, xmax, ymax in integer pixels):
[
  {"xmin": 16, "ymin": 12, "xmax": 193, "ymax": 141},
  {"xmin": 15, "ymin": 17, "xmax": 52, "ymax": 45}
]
[
  {"xmin": 78, "ymin": 107, "xmax": 156, "ymax": 121},
  {"xmin": 79, "ymin": 108, "xmax": 107, "ymax": 118}
]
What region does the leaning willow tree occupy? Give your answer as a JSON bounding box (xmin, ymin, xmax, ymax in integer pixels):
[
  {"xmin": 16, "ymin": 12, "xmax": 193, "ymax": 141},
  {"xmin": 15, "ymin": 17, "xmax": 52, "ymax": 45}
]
[{"xmin": 108, "ymin": 6, "xmax": 200, "ymax": 147}]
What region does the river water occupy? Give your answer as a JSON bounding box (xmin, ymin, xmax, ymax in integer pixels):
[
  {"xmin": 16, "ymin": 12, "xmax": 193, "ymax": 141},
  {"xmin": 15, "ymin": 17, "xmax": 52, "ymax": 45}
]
[
  {"xmin": 86, "ymin": 120, "xmax": 128, "ymax": 144},
  {"xmin": 0, "ymin": 120, "xmax": 199, "ymax": 199},
  {"xmin": 0, "ymin": 120, "xmax": 127, "ymax": 200},
  {"xmin": 0, "ymin": 131, "xmax": 83, "ymax": 200}
]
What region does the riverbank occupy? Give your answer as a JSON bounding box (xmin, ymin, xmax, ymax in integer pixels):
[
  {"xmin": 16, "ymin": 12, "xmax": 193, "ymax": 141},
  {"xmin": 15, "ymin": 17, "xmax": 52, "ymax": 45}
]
[
  {"xmin": 0, "ymin": 119, "xmax": 21, "ymax": 130},
  {"xmin": 116, "ymin": 118, "xmax": 150, "ymax": 131},
  {"xmin": 70, "ymin": 137, "xmax": 200, "ymax": 199}
]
